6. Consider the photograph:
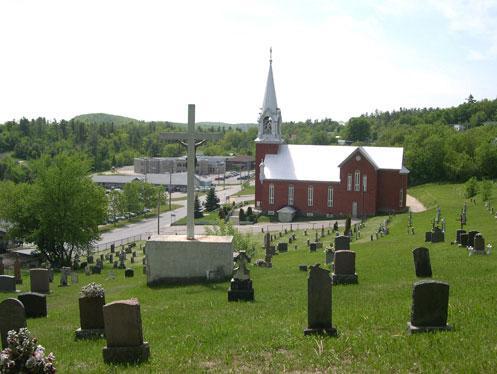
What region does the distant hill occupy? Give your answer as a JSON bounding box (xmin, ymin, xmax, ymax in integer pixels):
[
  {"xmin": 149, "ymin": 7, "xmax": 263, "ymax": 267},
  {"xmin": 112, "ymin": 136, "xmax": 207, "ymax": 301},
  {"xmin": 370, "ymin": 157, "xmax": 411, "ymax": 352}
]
[{"xmin": 72, "ymin": 113, "xmax": 257, "ymax": 131}]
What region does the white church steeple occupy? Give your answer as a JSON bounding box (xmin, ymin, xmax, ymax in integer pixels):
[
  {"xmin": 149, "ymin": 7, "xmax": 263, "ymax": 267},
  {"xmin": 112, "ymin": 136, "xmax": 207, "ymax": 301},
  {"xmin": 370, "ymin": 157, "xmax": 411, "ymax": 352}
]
[{"xmin": 255, "ymin": 48, "xmax": 283, "ymax": 144}]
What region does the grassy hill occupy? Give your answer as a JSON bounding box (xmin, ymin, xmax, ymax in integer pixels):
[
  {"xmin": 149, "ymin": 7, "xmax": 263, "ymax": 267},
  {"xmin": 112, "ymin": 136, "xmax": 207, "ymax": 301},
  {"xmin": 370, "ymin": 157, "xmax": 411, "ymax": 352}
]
[
  {"xmin": 1, "ymin": 182, "xmax": 497, "ymax": 371},
  {"xmin": 72, "ymin": 113, "xmax": 257, "ymax": 131}
]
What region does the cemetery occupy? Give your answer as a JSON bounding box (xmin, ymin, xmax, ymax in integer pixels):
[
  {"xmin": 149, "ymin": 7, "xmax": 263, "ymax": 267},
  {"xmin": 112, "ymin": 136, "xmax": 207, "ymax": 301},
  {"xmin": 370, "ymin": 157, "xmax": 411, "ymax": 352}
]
[{"xmin": 0, "ymin": 182, "xmax": 496, "ymax": 371}]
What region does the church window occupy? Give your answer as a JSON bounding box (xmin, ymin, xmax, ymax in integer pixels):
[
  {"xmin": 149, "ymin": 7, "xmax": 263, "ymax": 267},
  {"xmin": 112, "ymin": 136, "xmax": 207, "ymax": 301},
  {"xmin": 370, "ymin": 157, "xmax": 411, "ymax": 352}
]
[
  {"xmin": 307, "ymin": 185, "xmax": 314, "ymax": 207},
  {"xmin": 288, "ymin": 184, "xmax": 294, "ymax": 205},
  {"xmin": 363, "ymin": 175, "xmax": 367, "ymax": 192},
  {"xmin": 269, "ymin": 183, "xmax": 274, "ymax": 205},
  {"xmin": 399, "ymin": 188, "xmax": 404, "ymax": 208},
  {"xmin": 327, "ymin": 186, "xmax": 334, "ymax": 208},
  {"xmin": 347, "ymin": 174, "xmax": 352, "ymax": 191},
  {"xmin": 354, "ymin": 170, "xmax": 360, "ymax": 191},
  {"xmin": 263, "ymin": 116, "xmax": 272, "ymax": 134}
]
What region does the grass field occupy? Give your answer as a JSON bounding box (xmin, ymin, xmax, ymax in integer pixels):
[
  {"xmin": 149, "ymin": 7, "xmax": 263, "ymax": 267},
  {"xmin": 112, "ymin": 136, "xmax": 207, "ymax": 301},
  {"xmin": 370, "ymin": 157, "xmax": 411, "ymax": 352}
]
[
  {"xmin": 2, "ymin": 182, "xmax": 497, "ymax": 372},
  {"xmin": 233, "ymin": 184, "xmax": 255, "ymax": 196}
]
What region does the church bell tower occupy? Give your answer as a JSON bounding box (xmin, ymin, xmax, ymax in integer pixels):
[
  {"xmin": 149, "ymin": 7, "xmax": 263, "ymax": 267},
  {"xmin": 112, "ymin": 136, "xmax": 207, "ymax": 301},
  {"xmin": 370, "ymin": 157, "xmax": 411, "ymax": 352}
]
[{"xmin": 255, "ymin": 48, "xmax": 283, "ymax": 208}]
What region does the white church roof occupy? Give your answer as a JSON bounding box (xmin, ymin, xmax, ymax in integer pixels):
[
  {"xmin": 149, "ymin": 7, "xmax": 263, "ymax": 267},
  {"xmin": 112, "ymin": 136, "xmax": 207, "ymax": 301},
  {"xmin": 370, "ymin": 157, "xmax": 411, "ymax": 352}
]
[{"xmin": 263, "ymin": 144, "xmax": 405, "ymax": 182}]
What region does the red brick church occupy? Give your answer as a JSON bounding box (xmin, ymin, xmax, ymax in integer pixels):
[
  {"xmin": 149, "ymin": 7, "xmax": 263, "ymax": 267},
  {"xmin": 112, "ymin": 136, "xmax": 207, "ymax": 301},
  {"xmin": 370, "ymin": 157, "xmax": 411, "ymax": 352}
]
[{"xmin": 254, "ymin": 55, "xmax": 409, "ymax": 219}]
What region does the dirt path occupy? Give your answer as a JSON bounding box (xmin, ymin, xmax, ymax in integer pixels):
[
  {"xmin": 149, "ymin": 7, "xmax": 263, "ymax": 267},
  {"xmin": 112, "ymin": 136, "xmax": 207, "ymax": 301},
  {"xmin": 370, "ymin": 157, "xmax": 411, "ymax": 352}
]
[{"xmin": 406, "ymin": 194, "xmax": 427, "ymax": 213}]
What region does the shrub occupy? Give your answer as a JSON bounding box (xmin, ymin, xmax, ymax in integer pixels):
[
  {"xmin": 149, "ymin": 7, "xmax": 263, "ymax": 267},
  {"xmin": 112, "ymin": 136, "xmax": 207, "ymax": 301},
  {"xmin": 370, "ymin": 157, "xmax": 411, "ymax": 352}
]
[
  {"xmin": 239, "ymin": 208, "xmax": 246, "ymax": 221},
  {"xmin": 80, "ymin": 282, "xmax": 105, "ymax": 298},
  {"xmin": 0, "ymin": 328, "xmax": 56, "ymax": 373},
  {"xmin": 465, "ymin": 177, "xmax": 479, "ymax": 198},
  {"xmin": 480, "ymin": 179, "xmax": 493, "ymax": 201}
]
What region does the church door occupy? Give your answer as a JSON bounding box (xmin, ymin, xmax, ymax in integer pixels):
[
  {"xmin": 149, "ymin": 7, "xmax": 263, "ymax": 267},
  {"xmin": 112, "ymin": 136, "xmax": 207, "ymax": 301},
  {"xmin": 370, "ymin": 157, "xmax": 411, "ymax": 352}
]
[{"xmin": 352, "ymin": 201, "xmax": 358, "ymax": 218}]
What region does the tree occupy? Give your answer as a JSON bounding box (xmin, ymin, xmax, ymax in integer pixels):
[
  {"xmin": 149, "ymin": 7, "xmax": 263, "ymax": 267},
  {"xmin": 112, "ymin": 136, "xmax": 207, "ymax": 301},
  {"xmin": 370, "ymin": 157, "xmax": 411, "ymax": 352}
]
[
  {"xmin": 205, "ymin": 187, "xmax": 220, "ymax": 212},
  {"xmin": 108, "ymin": 189, "xmax": 125, "ymax": 220},
  {"xmin": 194, "ymin": 194, "xmax": 203, "ymax": 218},
  {"xmin": 123, "ymin": 180, "xmax": 144, "ymax": 214},
  {"xmin": 0, "ymin": 153, "xmax": 107, "ymax": 266},
  {"xmin": 465, "ymin": 177, "xmax": 479, "ymax": 198},
  {"xmin": 466, "ymin": 94, "xmax": 476, "ymax": 104},
  {"xmin": 480, "ymin": 179, "xmax": 493, "ymax": 202},
  {"xmin": 345, "ymin": 117, "xmax": 371, "ymax": 142}
]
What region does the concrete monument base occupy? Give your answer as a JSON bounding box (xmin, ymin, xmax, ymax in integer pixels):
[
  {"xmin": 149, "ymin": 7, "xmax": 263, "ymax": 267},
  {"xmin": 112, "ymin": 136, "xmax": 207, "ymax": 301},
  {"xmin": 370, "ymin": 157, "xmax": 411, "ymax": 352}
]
[
  {"xmin": 332, "ymin": 273, "xmax": 358, "ymax": 285},
  {"xmin": 407, "ymin": 322, "xmax": 453, "ymax": 334},
  {"xmin": 102, "ymin": 342, "xmax": 150, "ymax": 363},
  {"xmin": 145, "ymin": 235, "xmax": 233, "ymax": 286}
]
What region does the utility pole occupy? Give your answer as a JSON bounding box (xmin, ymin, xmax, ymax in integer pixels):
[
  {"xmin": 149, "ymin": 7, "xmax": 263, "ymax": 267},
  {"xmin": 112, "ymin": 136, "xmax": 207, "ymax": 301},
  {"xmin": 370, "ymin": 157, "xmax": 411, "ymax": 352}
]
[
  {"xmin": 169, "ymin": 167, "xmax": 172, "ymax": 211},
  {"xmin": 157, "ymin": 188, "xmax": 161, "ymax": 235}
]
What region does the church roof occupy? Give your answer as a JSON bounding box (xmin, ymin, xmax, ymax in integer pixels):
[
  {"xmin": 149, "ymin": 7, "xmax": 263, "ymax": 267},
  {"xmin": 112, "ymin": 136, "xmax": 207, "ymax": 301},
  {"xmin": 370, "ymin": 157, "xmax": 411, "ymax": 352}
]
[
  {"xmin": 262, "ymin": 59, "xmax": 278, "ymax": 113},
  {"xmin": 262, "ymin": 144, "xmax": 405, "ymax": 182}
]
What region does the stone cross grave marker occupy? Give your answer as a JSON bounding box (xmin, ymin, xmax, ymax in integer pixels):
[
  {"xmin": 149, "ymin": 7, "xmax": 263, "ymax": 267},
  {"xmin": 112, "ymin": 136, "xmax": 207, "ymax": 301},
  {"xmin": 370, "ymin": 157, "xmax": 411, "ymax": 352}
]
[
  {"xmin": 160, "ymin": 104, "xmax": 222, "ymax": 239},
  {"xmin": 304, "ymin": 264, "xmax": 337, "ymax": 336},
  {"xmin": 408, "ymin": 280, "xmax": 452, "ymax": 333},
  {"xmin": 0, "ymin": 298, "xmax": 26, "ymax": 348},
  {"xmin": 412, "ymin": 247, "xmax": 432, "ymax": 277}
]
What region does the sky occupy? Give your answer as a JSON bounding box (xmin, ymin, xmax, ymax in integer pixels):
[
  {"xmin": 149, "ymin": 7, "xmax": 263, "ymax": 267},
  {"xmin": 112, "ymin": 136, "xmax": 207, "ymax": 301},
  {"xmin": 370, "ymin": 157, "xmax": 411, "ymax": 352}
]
[{"xmin": 1, "ymin": 0, "xmax": 497, "ymax": 124}]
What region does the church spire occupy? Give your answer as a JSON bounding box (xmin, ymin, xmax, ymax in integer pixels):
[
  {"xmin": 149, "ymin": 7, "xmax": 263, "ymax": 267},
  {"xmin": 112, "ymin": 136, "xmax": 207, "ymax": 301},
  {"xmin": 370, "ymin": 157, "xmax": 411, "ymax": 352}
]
[{"xmin": 255, "ymin": 48, "xmax": 283, "ymax": 144}]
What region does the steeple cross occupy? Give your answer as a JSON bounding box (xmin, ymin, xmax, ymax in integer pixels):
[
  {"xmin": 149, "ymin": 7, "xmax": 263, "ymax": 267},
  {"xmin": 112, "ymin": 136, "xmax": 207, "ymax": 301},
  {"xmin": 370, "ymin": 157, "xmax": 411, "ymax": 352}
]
[{"xmin": 160, "ymin": 104, "xmax": 222, "ymax": 239}]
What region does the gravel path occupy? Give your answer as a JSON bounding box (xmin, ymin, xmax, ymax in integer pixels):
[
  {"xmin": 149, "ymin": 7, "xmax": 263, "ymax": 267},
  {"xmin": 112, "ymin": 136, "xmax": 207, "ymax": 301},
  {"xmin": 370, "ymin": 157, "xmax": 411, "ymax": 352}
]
[{"xmin": 406, "ymin": 194, "xmax": 427, "ymax": 213}]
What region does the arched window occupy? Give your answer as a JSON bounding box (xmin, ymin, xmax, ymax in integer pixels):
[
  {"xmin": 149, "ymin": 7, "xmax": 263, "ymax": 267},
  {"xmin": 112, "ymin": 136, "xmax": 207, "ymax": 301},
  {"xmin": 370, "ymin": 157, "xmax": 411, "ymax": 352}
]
[
  {"xmin": 354, "ymin": 170, "xmax": 360, "ymax": 191},
  {"xmin": 269, "ymin": 183, "xmax": 275, "ymax": 205},
  {"xmin": 308, "ymin": 185, "xmax": 314, "ymax": 207},
  {"xmin": 363, "ymin": 174, "xmax": 367, "ymax": 192},
  {"xmin": 288, "ymin": 184, "xmax": 294, "ymax": 205},
  {"xmin": 327, "ymin": 186, "xmax": 334, "ymax": 208},
  {"xmin": 399, "ymin": 188, "xmax": 404, "ymax": 208}
]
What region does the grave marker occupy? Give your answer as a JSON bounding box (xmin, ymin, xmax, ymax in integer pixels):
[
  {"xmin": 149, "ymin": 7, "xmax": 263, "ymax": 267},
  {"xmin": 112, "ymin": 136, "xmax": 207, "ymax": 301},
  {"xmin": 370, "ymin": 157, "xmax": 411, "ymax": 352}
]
[
  {"xmin": 0, "ymin": 298, "xmax": 26, "ymax": 348},
  {"xmin": 30, "ymin": 268, "xmax": 50, "ymax": 294},
  {"xmin": 18, "ymin": 292, "xmax": 47, "ymax": 318},
  {"xmin": 412, "ymin": 247, "xmax": 432, "ymax": 277},
  {"xmin": 332, "ymin": 250, "xmax": 358, "ymax": 284}
]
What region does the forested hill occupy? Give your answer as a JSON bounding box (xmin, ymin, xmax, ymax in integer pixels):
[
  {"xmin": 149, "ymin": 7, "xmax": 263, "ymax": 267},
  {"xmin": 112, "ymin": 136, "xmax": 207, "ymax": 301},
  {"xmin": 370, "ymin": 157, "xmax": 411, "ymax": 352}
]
[{"xmin": 72, "ymin": 113, "xmax": 256, "ymax": 131}]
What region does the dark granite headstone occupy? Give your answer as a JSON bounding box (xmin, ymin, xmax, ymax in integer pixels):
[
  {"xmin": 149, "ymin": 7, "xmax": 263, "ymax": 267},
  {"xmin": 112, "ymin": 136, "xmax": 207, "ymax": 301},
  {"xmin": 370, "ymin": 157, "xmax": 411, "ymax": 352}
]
[
  {"xmin": 76, "ymin": 295, "xmax": 106, "ymax": 339},
  {"xmin": 30, "ymin": 268, "xmax": 50, "ymax": 294},
  {"xmin": 332, "ymin": 250, "xmax": 358, "ymax": 285},
  {"xmin": 304, "ymin": 264, "xmax": 337, "ymax": 336},
  {"xmin": 110, "ymin": 244, "xmax": 115, "ymax": 253},
  {"xmin": 309, "ymin": 242, "xmax": 317, "ymax": 252},
  {"xmin": 277, "ymin": 242, "xmax": 288, "ymax": 253},
  {"xmin": 0, "ymin": 298, "xmax": 26, "ymax": 348},
  {"xmin": 299, "ymin": 264, "xmax": 308, "ymax": 272},
  {"xmin": 408, "ymin": 280, "xmax": 452, "ymax": 333},
  {"xmin": 431, "ymin": 227, "xmax": 444, "ymax": 243},
  {"xmin": 0, "ymin": 257, "xmax": 4, "ymax": 275},
  {"xmin": 102, "ymin": 299, "xmax": 150, "ymax": 363},
  {"xmin": 87, "ymin": 255, "xmax": 94, "ymax": 264},
  {"xmin": 467, "ymin": 230, "xmax": 479, "ymax": 247},
  {"xmin": 473, "ymin": 233, "xmax": 485, "ymax": 252},
  {"xmin": 459, "ymin": 233, "xmax": 468, "ymax": 246},
  {"xmin": 0, "ymin": 275, "xmax": 16, "ymax": 292},
  {"xmin": 412, "ymin": 247, "xmax": 432, "ymax": 277},
  {"xmin": 18, "ymin": 292, "xmax": 47, "ymax": 318},
  {"xmin": 91, "ymin": 266, "xmax": 102, "ymax": 275},
  {"xmin": 334, "ymin": 235, "xmax": 350, "ymax": 251},
  {"xmin": 455, "ymin": 229, "xmax": 466, "ymax": 244},
  {"xmin": 125, "ymin": 268, "xmax": 134, "ymax": 278},
  {"xmin": 425, "ymin": 232, "xmax": 432, "ymax": 242},
  {"xmin": 14, "ymin": 257, "xmax": 22, "ymax": 285}
]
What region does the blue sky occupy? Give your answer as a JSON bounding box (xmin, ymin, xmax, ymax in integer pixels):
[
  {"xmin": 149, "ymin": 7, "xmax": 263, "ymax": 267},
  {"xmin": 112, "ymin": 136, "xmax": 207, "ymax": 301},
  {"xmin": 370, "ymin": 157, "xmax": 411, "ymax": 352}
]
[{"xmin": 0, "ymin": 0, "xmax": 496, "ymax": 123}]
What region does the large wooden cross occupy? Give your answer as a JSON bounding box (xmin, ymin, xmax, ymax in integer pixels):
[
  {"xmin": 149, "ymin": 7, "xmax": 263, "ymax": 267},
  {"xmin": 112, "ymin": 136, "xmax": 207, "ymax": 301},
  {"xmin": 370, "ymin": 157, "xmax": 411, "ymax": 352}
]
[{"xmin": 160, "ymin": 104, "xmax": 222, "ymax": 239}]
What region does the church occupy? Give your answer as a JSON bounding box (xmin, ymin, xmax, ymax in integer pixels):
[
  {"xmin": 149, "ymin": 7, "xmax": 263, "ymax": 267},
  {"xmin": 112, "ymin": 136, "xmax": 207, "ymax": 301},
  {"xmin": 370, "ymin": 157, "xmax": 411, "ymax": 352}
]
[{"xmin": 254, "ymin": 55, "xmax": 409, "ymax": 219}]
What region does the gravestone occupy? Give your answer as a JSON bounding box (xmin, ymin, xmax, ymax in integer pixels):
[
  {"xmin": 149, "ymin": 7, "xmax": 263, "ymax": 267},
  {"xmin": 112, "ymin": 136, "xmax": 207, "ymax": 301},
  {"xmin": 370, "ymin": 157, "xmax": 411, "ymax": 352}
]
[
  {"xmin": 467, "ymin": 230, "xmax": 479, "ymax": 247},
  {"xmin": 118, "ymin": 252, "xmax": 126, "ymax": 269},
  {"xmin": 455, "ymin": 229, "xmax": 466, "ymax": 244},
  {"xmin": 18, "ymin": 292, "xmax": 47, "ymax": 318},
  {"xmin": 316, "ymin": 242, "xmax": 323, "ymax": 250},
  {"xmin": 277, "ymin": 242, "xmax": 288, "ymax": 253},
  {"xmin": 60, "ymin": 267, "xmax": 71, "ymax": 286},
  {"xmin": 424, "ymin": 232, "xmax": 432, "ymax": 242},
  {"xmin": 76, "ymin": 293, "xmax": 106, "ymax": 340},
  {"xmin": 0, "ymin": 257, "xmax": 4, "ymax": 275},
  {"xmin": 334, "ymin": 235, "xmax": 350, "ymax": 251},
  {"xmin": 412, "ymin": 247, "xmax": 432, "ymax": 278},
  {"xmin": 0, "ymin": 275, "xmax": 16, "ymax": 292},
  {"xmin": 131, "ymin": 257, "xmax": 135, "ymax": 264},
  {"xmin": 87, "ymin": 255, "xmax": 94, "ymax": 264},
  {"xmin": 332, "ymin": 250, "xmax": 358, "ymax": 285},
  {"xmin": 304, "ymin": 264, "xmax": 337, "ymax": 336},
  {"xmin": 299, "ymin": 264, "xmax": 308, "ymax": 272},
  {"xmin": 14, "ymin": 256, "xmax": 22, "ymax": 285},
  {"xmin": 309, "ymin": 242, "xmax": 317, "ymax": 252},
  {"xmin": 125, "ymin": 268, "xmax": 134, "ymax": 278},
  {"xmin": 91, "ymin": 266, "xmax": 102, "ymax": 275},
  {"xmin": 48, "ymin": 268, "xmax": 54, "ymax": 283},
  {"xmin": 110, "ymin": 244, "xmax": 115, "ymax": 253},
  {"xmin": 71, "ymin": 272, "xmax": 79, "ymax": 284},
  {"xmin": 228, "ymin": 251, "xmax": 254, "ymax": 301},
  {"xmin": 0, "ymin": 298, "xmax": 26, "ymax": 348},
  {"xmin": 30, "ymin": 268, "xmax": 50, "ymax": 294},
  {"xmin": 431, "ymin": 227, "xmax": 444, "ymax": 243},
  {"xmin": 102, "ymin": 299, "xmax": 150, "ymax": 363},
  {"xmin": 113, "ymin": 261, "xmax": 118, "ymax": 269},
  {"xmin": 325, "ymin": 250, "xmax": 334, "ymax": 265},
  {"xmin": 459, "ymin": 233, "xmax": 468, "ymax": 247},
  {"xmin": 408, "ymin": 280, "xmax": 452, "ymax": 333},
  {"xmin": 473, "ymin": 233, "xmax": 485, "ymax": 252}
]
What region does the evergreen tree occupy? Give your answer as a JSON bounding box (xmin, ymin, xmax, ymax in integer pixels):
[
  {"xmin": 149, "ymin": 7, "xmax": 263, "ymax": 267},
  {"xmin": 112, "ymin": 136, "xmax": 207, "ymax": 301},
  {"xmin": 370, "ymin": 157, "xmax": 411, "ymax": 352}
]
[
  {"xmin": 238, "ymin": 208, "xmax": 246, "ymax": 221},
  {"xmin": 205, "ymin": 187, "xmax": 220, "ymax": 212},
  {"xmin": 194, "ymin": 194, "xmax": 203, "ymax": 218}
]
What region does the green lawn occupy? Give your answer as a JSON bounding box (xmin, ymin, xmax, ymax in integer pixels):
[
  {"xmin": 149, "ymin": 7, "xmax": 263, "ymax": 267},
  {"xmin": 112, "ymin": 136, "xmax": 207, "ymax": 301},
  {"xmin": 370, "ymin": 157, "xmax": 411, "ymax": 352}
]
[
  {"xmin": 2, "ymin": 182, "xmax": 497, "ymax": 372},
  {"xmin": 233, "ymin": 184, "xmax": 255, "ymax": 196},
  {"xmin": 172, "ymin": 210, "xmax": 221, "ymax": 225}
]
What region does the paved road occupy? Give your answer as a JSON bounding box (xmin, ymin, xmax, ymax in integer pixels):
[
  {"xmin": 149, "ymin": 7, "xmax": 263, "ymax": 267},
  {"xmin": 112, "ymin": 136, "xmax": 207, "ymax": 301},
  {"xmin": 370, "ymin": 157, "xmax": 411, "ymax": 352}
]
[{"xmin": 96, "ymin": 184, "xmax": 247, "ymax": 248}]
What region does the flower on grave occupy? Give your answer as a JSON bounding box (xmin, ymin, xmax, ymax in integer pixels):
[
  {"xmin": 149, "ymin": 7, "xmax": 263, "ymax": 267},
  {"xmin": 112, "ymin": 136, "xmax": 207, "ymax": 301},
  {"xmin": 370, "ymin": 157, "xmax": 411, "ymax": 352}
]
[
  {"xmin": 0, "ymin": 328, "xmax": 56, "ymax": 373},
  {"xmin": 80, "ymin": 282, "xmax": 105, "ymax": 298}
]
